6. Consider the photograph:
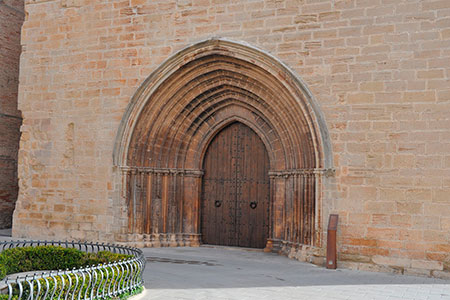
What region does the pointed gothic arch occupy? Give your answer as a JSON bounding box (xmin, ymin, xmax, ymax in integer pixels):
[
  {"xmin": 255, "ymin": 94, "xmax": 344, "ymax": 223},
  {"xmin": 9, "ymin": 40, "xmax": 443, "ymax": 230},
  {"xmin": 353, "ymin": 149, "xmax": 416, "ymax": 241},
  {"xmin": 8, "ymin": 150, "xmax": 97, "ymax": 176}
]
[{"xmin": 113, "ymin": 38, "xmax": 333, "ymax": 250}]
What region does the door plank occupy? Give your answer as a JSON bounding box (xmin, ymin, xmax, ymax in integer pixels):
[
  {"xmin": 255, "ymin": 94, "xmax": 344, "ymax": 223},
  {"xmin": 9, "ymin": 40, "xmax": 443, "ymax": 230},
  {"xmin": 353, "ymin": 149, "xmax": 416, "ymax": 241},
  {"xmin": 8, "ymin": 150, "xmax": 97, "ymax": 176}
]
[{"xmin": 202, "ymin": 122, "xmax": 270, "ymax": 248}]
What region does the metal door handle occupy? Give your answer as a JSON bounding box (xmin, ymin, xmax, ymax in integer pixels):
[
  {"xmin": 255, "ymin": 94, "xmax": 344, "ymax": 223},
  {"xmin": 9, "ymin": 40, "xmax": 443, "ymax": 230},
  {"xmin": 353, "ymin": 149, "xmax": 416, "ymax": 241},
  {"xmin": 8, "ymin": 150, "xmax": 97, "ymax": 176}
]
[
  {"xmin": 214, "ymin": 200, "xmax": 222, "ymax": 208},
  {"xmin": 250, "ymin": 202, "xmax": 257, "ymax": 209}
]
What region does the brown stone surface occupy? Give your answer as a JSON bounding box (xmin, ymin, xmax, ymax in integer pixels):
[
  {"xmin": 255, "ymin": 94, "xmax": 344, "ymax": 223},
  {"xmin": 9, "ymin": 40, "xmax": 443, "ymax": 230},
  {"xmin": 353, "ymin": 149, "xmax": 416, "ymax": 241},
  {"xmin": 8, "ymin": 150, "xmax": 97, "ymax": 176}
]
[
  {"xmin": 0, "ymin": 0, "xmax": 23, "ymax": 228},
  {"xmin": 11, "ymin": 0, "xmax": 450, "ymax": 276}
]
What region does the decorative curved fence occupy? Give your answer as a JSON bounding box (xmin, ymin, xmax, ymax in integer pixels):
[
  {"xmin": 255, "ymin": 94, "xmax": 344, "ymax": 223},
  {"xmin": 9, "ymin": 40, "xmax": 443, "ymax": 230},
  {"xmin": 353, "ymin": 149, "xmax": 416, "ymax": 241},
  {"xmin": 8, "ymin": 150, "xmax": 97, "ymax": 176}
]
[{"xmin": 0, "ymin": 240, "xmax": 146, "ymax": 300}]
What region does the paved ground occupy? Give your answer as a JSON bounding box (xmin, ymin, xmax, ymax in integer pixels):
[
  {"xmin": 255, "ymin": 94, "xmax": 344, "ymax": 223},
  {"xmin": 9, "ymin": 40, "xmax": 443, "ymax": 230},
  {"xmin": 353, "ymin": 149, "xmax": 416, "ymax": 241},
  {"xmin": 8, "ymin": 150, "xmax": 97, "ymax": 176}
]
[
  {"xmin": 0, "ymin": 228, "xmax": 12, "ymax": 238},
  {"xmin": 142, "ymin": 246, "xmax": 450, "ymax": 300},
  {"xmin": 2, "ymin": 231, "xmax": 450, "ymax": 299}
]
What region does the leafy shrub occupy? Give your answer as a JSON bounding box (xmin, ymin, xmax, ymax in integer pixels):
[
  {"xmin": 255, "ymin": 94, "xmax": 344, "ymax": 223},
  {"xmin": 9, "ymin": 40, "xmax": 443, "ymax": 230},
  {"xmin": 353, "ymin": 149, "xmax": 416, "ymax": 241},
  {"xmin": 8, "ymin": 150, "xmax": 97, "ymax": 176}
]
[
  {"xmin": 0, "ymin": 246, "xmax": 84, "ymax": 275},
  {"xmin": 4, "ymin": 268, "xmax": 142, "ymax": 300},
  {"xmin": 0, "ymin": 246, "xmax": 138, "ymax": 300},
  {"xmin": 0, "ymin": 246, "xmax": 131, "ymax": 277},
  {"xmin": 82, "ymin": 251, "xmax": 132, "ymax": 266},
  {"xmin": 0, "ymin": 263, "xmax": 5, "ymax": 280},
  {"xmin": 0, "ymin": 285, "xmax": 143, "ymax": 300},
  {"xmin": 118, "ymin": 286, "xmax": 144, "ymax": 300}
]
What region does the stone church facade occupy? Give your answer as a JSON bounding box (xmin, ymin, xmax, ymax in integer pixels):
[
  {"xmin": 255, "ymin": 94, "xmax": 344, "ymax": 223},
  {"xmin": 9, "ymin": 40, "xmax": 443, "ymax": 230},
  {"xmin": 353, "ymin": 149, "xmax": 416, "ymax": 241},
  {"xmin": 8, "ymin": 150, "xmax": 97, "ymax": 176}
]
[{"xmin": 5, "ymin": 0, "xmax": 450, "ymax": 277}]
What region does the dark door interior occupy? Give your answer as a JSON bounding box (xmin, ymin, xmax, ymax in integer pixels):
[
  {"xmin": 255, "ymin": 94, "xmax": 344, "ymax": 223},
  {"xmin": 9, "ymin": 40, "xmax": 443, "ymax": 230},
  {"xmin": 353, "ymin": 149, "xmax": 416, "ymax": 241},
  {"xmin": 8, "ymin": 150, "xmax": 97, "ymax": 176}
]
[{"xmin": 201, "ymin": 122, "xmax": 270, "ymax": 248}]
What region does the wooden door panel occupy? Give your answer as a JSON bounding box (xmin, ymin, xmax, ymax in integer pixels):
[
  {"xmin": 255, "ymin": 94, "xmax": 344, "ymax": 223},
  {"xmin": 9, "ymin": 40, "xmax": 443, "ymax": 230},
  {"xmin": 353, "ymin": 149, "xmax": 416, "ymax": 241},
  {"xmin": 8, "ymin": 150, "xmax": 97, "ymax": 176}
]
[
  {"xmin": 202, "ymin": 122, "xmax": 269, "ymax": 248},
  {"xmin": 236, "ymin": 123, "xmax": 270, "ymax": 248},
  {"xmin": 202, "ymin": 122, "xmax": 237, "ymax": 246}
]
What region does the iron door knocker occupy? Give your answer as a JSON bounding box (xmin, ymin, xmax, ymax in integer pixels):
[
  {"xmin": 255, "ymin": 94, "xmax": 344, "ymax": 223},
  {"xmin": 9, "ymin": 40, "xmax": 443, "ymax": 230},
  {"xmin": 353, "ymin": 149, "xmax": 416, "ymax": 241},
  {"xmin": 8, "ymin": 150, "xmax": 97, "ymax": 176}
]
[
  {"xmin": 250, "ymin": 201, "xmax": 257, "ymax": 209},
  {"xmin": 214, "ymin": 200, "xmax": 222, "ymax": 208}
]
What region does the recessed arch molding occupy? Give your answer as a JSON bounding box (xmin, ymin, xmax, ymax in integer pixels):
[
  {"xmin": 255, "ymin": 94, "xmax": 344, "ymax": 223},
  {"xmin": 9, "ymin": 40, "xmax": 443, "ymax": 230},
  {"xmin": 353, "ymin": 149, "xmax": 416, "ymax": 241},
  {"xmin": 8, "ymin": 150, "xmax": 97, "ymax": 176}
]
[{"xmin": 113, "ymin": 38, "xmax": 333, "ymax": 252}]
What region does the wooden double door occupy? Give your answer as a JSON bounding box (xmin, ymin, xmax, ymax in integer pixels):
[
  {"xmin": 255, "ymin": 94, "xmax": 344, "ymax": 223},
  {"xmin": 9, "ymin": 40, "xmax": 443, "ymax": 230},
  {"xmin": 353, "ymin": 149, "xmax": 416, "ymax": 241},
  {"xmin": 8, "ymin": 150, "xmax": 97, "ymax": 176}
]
[{"xmin": 201, "ymin": 122, "xmax": 270, "ymax": 248}]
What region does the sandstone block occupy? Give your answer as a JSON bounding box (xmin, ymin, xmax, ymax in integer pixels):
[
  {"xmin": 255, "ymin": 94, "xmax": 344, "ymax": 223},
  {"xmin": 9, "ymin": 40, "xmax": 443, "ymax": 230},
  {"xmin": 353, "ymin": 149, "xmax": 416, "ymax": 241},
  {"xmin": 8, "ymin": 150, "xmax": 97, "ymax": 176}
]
[
  {"xmin": 372, "ymin": 255, "xmax": 411, "ymax": 268},
  {"xmin": 411, "ymin": 260, "xmax": 444, "ymax": 271}
]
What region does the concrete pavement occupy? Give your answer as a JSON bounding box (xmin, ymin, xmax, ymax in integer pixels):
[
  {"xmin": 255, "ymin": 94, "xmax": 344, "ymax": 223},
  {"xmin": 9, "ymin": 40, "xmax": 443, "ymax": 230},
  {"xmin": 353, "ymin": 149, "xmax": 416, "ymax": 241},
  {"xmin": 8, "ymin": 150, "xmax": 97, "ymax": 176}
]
[
  {"xmin": 142, "ymin": 246, "xmax": 450, "ymax": 300},
  {"xmin": 1, "ymin": 230, "xmax": 449, "ymax": 300},
  {"xmin": 0, "ymin": 228, "xmax": 11, "ymax": 238}
]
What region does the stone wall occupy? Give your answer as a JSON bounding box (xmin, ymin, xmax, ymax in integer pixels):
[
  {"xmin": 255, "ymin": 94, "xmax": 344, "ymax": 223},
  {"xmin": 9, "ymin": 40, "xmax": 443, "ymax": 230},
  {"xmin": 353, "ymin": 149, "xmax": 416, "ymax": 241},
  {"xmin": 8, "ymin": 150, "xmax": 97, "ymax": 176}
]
[
  {"xmin": 0, "ymin": 0, "xmax": 23, "ymax": 228},
  {"xmin": 13, "ymin": 0, "xmax": 450, "ymax": 277}
]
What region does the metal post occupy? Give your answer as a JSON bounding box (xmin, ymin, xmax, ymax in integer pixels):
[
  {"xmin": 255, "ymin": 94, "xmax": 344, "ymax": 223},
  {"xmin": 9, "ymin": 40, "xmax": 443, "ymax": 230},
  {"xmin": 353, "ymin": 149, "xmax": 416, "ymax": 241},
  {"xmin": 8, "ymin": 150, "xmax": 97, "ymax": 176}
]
[{"xmin": 326, "ymin": 214, "xmax": 339, "ymax": 269}]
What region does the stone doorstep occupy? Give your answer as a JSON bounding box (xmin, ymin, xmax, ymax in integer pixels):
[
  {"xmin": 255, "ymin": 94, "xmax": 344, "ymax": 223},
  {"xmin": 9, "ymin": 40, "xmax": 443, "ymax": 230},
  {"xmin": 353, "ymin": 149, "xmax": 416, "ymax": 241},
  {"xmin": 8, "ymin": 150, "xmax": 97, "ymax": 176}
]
[{"xmin": 200, "ymin": 244, "xmax": 264, "ymax": 252}]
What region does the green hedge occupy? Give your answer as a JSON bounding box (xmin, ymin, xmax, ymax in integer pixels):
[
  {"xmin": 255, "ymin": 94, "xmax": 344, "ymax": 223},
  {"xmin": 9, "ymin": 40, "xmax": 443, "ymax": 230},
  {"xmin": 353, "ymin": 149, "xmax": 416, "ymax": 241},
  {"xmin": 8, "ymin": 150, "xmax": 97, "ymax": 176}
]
[
  {"xmin": 0, "ymin": 246, "xmax": 142, "ymax": 300},
  {"xmin": 0, "ymin": 263, "xmax": 5, "ymax": 280},
  {"xmin": 0, "ymin": 286, "xmax": 143, "ymax": 300},
  {"xmin": 0, "ymin": 246, "xmax": 131, "ymax": 279}
]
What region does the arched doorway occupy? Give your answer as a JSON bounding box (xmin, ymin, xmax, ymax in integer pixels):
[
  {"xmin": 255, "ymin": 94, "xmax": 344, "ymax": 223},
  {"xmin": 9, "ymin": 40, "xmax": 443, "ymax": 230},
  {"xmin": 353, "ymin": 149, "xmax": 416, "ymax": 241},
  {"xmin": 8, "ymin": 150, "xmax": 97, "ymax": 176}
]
[
  {"xmin": 201, "ymin": 122, "xmax": 270, "ymax": 248},
  {"xmin": 113, "ymin": 39, "xmax": 333, "ymax": 253}
]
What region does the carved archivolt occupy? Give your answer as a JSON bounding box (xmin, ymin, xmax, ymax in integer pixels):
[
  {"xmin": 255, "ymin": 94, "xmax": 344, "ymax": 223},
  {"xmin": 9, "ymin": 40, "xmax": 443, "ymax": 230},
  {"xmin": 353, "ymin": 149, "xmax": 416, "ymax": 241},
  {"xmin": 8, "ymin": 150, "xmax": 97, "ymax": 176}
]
[{"xmin": 114, "ymin": 38, "xmax": 333, "ymax": 248}]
